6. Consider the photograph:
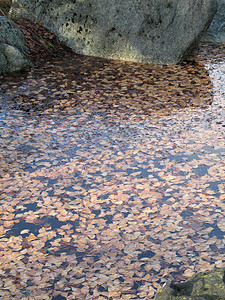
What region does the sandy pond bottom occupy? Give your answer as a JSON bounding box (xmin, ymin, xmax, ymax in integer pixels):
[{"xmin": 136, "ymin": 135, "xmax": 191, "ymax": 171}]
[{"xmin": 0, "ymin": 43, "xmax": 225, "ymax": 299}]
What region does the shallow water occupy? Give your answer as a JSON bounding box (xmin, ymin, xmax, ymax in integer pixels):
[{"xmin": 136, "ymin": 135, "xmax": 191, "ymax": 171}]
[{"xmin": 0, "ymin": 43, "xmax": 225, "ymax": 299}]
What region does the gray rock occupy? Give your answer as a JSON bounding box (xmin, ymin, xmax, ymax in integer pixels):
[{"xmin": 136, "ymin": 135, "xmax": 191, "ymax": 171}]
[
  {"xmin": 203, "ymin": 0, "xmax": 225, "ymax": 42},
  {"xmin": 10, "ymin": 0, "xmax": 217, "ymax": 65},
  {"xmin": 154, "ymin": 268, "xmax": 225, "ymax": 300},
  {"xmin": 0, "ymin": 50, "xmax": 7, "ymax": 74},
  {"xmin": 0, "ymin": 16, "xmax": 29, "ymax": 53},
  {"xmin": 0, "ymin": 16, "xmax": 31, "ymax": 74},
  {"xmin": 0, "ymin": 43, "xmax": 31, "ymax": 75}
]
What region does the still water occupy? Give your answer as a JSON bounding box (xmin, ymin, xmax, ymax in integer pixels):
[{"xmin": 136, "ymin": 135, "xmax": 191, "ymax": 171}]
[{"xmin": 0, "ymin": 42, "xmax": 224, "ymax": 299}]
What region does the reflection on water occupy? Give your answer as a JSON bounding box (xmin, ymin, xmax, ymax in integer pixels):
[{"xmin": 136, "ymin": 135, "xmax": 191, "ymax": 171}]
[{"xmin": 0, "ymin": 42, "xmax": 224, "ymax": 299}]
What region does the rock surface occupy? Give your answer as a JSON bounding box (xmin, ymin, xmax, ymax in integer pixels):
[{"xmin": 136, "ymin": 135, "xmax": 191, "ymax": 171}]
[
  {"xmin": 0, "ymin": 16, "xmax": 29, "ymax": 53},
  {"xmin": 0, "ymin": 16, "xmax": 31, "ymax": 74},
  {"xmin": 203, "ymin": 0, "xmax": 225, "ymax": 42},
  {"xmin": 10, "ymin": 0, "xmax": 217, "ymax": 65},
  {"xmin": 0, "ymin": 43, "xmax": 31, "ymax": 75},
  {"xmin": 154, "ymin": 268, "xmax": 225, "ymax": 300}
]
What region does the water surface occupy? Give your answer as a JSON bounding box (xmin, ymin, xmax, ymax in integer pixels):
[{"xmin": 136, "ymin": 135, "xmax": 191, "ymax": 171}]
[{"xmin": 0, "ymin": 42, "xmax": 225, "ymax": 299}]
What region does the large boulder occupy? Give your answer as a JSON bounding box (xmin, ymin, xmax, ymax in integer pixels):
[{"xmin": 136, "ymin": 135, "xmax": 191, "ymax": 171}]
[
  {"xmin": 154, "ymin": 268, "xmax": 225, "ymax": 300},
  {"xmin": 0, "ymin": 50, "xmax": 7, "ymax": 74},
  {"xmin": 10, "ymin": 0, "xmax": 217, "ymax": 65},
  {"xmin": 203, "ymin": 0, "xmax": 225, "ymax": 42},
  {"xmin": 0, "ymin": 43, "xmax": 31, "ymax": 75},
  {"xmin": 0, "ymin": 16, "xmax": 31, "ymax": 75},
  {"xmin": 0, "ymin": 16, "xmax": 29, "ymax": 53}
]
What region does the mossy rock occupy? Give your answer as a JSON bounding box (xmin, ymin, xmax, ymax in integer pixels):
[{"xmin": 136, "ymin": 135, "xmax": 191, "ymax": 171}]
[{"xmin": 154, "ymin": 268, "xmax": 225, "ymax": 300}]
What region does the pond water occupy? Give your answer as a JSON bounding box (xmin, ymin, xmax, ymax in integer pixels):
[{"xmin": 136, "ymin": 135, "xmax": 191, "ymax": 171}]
[{"xmin": 0, "ymin": 42, "xmax": 225, "ymax": 299}]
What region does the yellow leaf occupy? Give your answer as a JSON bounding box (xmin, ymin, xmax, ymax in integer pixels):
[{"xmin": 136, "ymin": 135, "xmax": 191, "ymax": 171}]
[
  {"xmin": 0, "ymin": 226, "xmax": 5, "ymax": 235},
  {"xmin": 27, "ymin": 233, "xmax": 36, "ymax": 241},
  {"xmin": 108, "ymin": 291, "xmax": 121, "ymax": 297},
  {"xmin": 218, "ymin": 223, "xmax": 225, "ymax": 231},
  {"xmin": 20, "ymin": 229, "xmax": 30, "ymax": 235}
]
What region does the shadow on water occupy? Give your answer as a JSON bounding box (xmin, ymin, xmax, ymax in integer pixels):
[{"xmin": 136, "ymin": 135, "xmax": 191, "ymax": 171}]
[{"xmin": 0, "ymin": 51, "xmax": 214, "ymax": 119}]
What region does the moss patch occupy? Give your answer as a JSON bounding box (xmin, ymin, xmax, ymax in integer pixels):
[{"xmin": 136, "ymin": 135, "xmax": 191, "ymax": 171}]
[{"xmin": 155, "ymin": 268, "xmax": 225, "ymax": 300}]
